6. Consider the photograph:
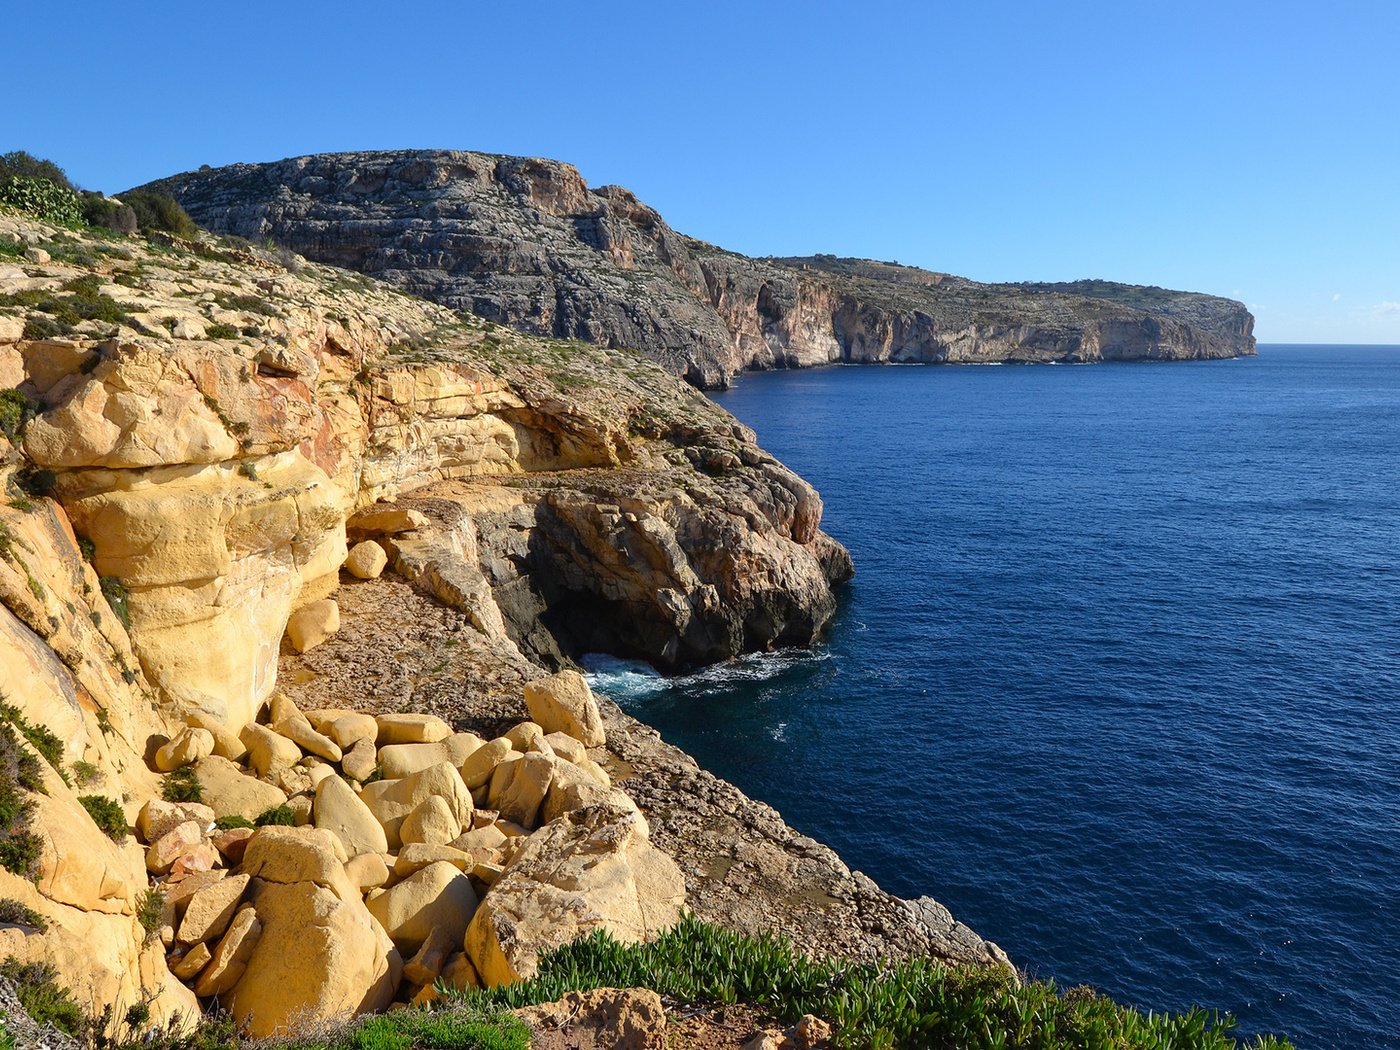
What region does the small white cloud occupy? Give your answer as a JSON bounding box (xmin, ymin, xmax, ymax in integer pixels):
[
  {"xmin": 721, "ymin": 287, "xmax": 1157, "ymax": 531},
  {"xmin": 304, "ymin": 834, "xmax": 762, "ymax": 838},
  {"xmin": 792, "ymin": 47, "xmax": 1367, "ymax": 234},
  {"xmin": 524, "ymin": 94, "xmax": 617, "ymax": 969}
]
[
  {"xmin": 1231, "ymin": 289, "xmax": 1242, "ymax": 296},
  {"xmin": 1377, "ymin": 301, "xmax": 1400, "ymax": 315},
  {"xmin": 1332, "ymin": 292, "xmax": 1342, "ymax": 302}
]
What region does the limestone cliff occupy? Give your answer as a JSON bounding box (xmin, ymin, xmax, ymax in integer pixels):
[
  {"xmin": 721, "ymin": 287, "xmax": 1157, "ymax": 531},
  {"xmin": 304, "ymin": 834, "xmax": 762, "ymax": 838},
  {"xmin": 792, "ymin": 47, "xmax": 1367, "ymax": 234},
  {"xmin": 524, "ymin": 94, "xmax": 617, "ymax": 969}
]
[{"xmin": 137, "ymin": 150, "xmax": 1257, "ymax": 388}]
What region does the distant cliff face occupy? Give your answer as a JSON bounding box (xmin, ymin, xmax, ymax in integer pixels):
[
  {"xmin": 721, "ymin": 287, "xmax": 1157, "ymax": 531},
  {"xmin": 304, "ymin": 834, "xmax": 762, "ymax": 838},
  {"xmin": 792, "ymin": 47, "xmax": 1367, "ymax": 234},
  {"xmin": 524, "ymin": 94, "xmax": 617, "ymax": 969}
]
[{"xmin": 138, "ymin": 151, "xmax": 1256, "ymax": 388}]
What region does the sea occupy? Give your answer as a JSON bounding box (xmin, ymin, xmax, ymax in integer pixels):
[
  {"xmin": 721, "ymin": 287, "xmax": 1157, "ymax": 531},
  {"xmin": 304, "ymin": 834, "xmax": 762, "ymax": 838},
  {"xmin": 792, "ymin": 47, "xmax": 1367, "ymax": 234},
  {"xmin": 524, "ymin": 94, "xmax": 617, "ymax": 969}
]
[{"xmin": 584, "ymin": 345, "xmax": 1400, "ymax": 1050}]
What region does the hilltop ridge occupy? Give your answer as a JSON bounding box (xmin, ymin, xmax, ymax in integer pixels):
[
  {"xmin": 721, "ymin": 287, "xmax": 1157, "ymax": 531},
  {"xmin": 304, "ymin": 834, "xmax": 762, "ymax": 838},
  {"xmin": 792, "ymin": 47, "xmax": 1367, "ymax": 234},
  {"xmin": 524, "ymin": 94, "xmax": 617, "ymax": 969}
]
[{"xmin": 137, "ymin": 150, "xmax": 1256, "ymax": 388}]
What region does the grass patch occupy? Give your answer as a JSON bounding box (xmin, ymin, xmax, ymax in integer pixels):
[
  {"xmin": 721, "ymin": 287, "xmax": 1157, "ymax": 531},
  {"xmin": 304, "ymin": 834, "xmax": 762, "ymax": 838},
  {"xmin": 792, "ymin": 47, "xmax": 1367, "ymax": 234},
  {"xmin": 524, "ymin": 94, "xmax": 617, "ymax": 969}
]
[
  {"xmin": 78, "ymin": 794, "xmax": 128, "ymax": 842},
  {"xmin": 0, "ymin": 897, "xmax": 46, "ymax": 930},
  {"xmin": 161, "ymin": 766, "xmax": 202, "ymax": 803},
  {"xmin": 213, "ymin": 814, "xmax": 255, "ymax": 831},
  {"xmin": 451, "ymin": 915, "xmax": 1294, "ymax": 1050},
  {"xmin": 254, "ymin": 804, "xmax": 296, "ymax": 827}
]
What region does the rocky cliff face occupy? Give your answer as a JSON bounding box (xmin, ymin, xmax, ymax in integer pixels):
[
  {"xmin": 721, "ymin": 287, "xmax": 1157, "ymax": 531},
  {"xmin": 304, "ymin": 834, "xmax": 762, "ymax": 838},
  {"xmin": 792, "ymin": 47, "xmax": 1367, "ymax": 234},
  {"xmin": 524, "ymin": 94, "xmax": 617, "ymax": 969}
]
[
  {"xmin": 0, "ymin": 209, "xmax": 864, "ymax": 1030},
  {"xmin": 137, "ymin": 150, "xmax": 1257, "ymax": 388}
]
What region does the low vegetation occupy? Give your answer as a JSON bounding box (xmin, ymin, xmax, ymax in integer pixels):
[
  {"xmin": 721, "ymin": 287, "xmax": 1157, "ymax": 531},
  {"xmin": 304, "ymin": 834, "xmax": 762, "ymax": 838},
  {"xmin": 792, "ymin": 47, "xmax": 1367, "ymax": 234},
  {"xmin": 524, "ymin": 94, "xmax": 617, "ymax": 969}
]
[
  {"xmin": 254, "ymin": 803, "xmax": 297, "ymax": 827},
  {"xmin": 78, "ymin": 793, "xmax": 128, "ymax": 841},
  {"xmin": 0, "ymin": 149, "xmax": 198, "ymax": 239},
  {"xmin": 453, "ymin": 916, "xmax": 1294, "ymax": 1050},
  {"xmin": 0, "ymin": 958, "xmax": 87, "ymax": 1040},
  {"xmin": 161, "ymin": 766, "xmax": 203, "ymax": 803},
  {"xmin": 0, "ymin": 897, "xmax": 47, "ymax": 930}
]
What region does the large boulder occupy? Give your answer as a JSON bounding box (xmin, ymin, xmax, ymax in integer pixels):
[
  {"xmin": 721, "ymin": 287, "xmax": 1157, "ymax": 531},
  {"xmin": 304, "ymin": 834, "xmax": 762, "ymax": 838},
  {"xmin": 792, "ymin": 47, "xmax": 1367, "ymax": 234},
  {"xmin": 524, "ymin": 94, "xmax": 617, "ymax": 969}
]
[
  {"xmin": 359, "ymin": 762, "xmax": 472, "ymax": 849},
  {"xmin": 464, "ymin": 805, "xmax": 684, "ymax": 985},
  {"xmin": 226, "ymin": 879, "xmax": 400, "ymax": 1038},
  {"xmin": 193, "ymin": 756, "xmax": 288, "ymax": 820},
  {"xmin": 365, "ymin": 860, "xmax": 478, "ymax": 955},
  {"xmin": 377, "ymin": 732, "xmax": 483, "ymax": 779},
  {"xmin": 524, "ymin": 670, "xmax": 606, "ymax": 747},
  {"xmin": 314, "ymin": 774, "xmax": 389, "ymax": 857}
]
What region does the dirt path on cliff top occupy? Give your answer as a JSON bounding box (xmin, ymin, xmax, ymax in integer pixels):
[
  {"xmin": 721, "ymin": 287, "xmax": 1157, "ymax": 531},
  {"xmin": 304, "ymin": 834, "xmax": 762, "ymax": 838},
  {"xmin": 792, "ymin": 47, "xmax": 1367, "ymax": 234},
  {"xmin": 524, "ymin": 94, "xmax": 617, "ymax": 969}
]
[{"xmin": 278, "ymin": 573, "xmax": 1005, "ymax": 967}]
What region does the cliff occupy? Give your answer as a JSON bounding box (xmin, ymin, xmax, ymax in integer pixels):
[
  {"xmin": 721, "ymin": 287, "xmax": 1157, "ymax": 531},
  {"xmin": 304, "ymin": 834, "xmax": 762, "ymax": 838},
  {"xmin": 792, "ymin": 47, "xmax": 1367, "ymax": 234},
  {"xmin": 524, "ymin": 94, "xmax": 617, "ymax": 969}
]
[
  {"xmin": 0, "ymin": 205, "xmax": 1007, "ymax": 1035},
  {"xmin": 136, "ymin": 150, "xmax": 1257, "ymax": 388}
]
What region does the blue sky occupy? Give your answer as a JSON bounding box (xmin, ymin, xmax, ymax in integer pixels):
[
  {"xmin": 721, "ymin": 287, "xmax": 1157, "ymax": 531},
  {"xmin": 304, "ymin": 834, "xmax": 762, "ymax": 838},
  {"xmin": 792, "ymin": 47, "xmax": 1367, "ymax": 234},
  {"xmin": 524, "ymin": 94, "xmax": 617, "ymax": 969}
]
[{"xmin": 8, "ymin": 1, "xmax": 1398, "ymax": 343}]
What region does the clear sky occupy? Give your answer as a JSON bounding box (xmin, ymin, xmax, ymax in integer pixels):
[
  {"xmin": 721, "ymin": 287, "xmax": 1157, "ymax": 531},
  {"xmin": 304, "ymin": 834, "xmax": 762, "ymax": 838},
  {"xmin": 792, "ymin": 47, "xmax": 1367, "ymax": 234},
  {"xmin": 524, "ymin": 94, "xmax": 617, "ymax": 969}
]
[{"xmin": 8, "ymin": 1, "xmax": 1398, "ymax": 343}]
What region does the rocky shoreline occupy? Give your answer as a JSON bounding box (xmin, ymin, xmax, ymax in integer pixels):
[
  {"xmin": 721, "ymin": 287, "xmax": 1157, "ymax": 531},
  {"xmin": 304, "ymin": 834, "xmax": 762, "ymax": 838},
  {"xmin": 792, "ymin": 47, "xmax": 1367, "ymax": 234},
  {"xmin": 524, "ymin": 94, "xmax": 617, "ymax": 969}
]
[{"xmin": 0, "ymin": 208, "xmax": 999, "ymax": 1038}]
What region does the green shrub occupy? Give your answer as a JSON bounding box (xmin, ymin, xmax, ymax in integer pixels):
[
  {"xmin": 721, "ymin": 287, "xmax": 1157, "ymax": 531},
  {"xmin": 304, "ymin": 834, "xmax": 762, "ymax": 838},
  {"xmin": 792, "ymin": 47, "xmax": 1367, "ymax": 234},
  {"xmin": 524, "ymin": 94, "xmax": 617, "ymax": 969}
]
[
  {"xmin": 100, "ymin": 574, "xmax": 131, "ymax": 629},
  {"xmin": 0, "ymin": 715, "xmax": 42, "ymax": 879},
  {"xmin": 79, "ymin": 192, "xmax": 138, "ymax": 235},
  {"xmin": 0, "ymin": 388, "xmax": 36, "ymax": 442},
  {"xmin": 0, "ymin": 958, "xmax": 86, "ymax": 1038},
  {"xmin": 161, "ymin": 766, "xmax": 202, "ymax": 803},
  {"xmin": 0, "ymin": 152, "xmax": 73, "ymax": 189},
  {"xmin": 213, "ymin": 813, "xmax": 254, "ymax": 831},
  {"xmin": 71, "ymin": 759, "xmax": 101, "ymax": 785},
  {"xmin": 0, "ymin": 897, "xmax": 46, "ymax": 930},
  {"xmin": 452, "ymin": 915, "xmax": 1294, "ymax": 1050},
  {"xmin": 205, "ymin": 322, "xmax": 238, "ymax": 339},
  {"xmin": 121, "ymin": 190, "xmax": 199, "ymax": 239},
  {"xmin": 254, "ymin": 804, "xmax": 296, "ymax": 827},
  {"xmin": 78, "ymin": 794, "xmax": 128, "ymax": 842},
  {"xmin": 136, "ymin": 887, "xmax": 165, "ymax": 941},
  {"xmin": 0, "ymin": 700, "xmax": 67, "ymax": 785},
  {"xmin": 0, "ymin": 175, "xmax": 82, "ymax": 226}
]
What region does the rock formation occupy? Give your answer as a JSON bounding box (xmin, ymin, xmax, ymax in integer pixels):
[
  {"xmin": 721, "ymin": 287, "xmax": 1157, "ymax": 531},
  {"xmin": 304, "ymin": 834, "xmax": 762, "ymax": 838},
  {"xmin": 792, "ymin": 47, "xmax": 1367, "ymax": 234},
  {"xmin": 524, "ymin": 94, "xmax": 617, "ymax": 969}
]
[
  {"xmin": 136, "ymin": 150, "xmax": 1257, "ymax": 388},
  {"xmin": 0, "ymin": 206, "xmax": 1001, "ymax": 1037}
]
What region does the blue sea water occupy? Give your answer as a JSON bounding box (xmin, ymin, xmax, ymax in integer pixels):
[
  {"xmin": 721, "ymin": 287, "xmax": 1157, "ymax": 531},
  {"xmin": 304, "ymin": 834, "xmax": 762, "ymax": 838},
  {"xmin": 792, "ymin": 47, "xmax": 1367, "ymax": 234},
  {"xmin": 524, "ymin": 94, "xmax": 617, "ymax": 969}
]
[{"xmin": 585, "ymin": 346, "xmax": 1400, "ymax": 1050}]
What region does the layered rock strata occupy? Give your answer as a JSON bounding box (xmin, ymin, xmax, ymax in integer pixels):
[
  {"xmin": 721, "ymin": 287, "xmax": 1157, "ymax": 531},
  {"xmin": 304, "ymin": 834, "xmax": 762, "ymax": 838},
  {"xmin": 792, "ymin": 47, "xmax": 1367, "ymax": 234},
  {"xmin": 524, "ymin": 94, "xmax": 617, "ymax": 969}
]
[{"xmin": 138, "ymin": 149, "xmax": 1257, "ymax": 388}]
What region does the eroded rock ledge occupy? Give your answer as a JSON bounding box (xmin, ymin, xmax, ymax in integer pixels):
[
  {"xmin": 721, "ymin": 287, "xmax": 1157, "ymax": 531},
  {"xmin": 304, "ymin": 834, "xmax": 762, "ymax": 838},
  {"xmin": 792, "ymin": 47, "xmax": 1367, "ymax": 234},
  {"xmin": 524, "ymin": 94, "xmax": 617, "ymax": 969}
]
[{"xmin": 138, "ymin": 149, "xmax": 1257, "ymax": 388}]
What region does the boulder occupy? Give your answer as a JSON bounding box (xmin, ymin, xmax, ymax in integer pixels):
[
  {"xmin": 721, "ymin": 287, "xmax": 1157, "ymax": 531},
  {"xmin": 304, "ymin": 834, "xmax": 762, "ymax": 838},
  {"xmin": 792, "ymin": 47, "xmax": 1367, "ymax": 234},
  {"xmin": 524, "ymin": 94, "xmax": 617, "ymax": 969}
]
[
  {"xmin": 155, "ymin": 726, "xmax": 216, "ymax": 771},
  {"xmin": 171, "ymin": 942, "xmax": 212, "ymax": 981},
  {"xmin": 402, "ymin": 925, "xmax": 455, "ymax": 986},
  {"xmin": 239, "ymin": 723, "xmax": 302, "ymax": 778},
  {"xmin": 524, "ymin": 671, "xmax": 606, "ymax": 747},
  {"xmin": 374, "ymin": 712, "xmax": 452, "ymax": 745},
  {"xmin": 138, "ymin": 799, "xmax": 216, "ymax": 843},
  {"xmin": 226, "ymin": 880, "xmax": 400, "ymax": 1038},
  {"xmin": 440, "ymin": 951, "xmax": 480, "ymax": 992},
  {"xmin": 194, "ymin": 905, "xmax": 262, "ymax": 997},
  {"xmin": 378, "ymin": 732, "xmax": 484, "ymax": 779},
  {"xmin": 543, "ymin": 733, "xmax": 587, "ymax": 764},
  {"xmin": 193, "ymin": 756, "xmax": 288, "ymax": 820},
  {"xmin": 392, "ymin": 843, "xmax": 472, "ymax": 878},
  {"xmin": 365, "ymin": 860, "xmax": 478, "ymax": 955},
  {"xmin": 489, "ymin": 751, "xmax": 555, "ymax": 829},
  {"xmin": 504, "ymin": 721, "xmax": 551, "ymax": 754},
  {"xmin": 344, "ymin": 541, "xmax": 388, "ymax": 579},
  {"xmin": 325, "ymin": 712, "xmax": 378, "ymax": 749},
  {"xmin": 399, "ymin": 795, "xmax": 462, "ymax": 846},
  {"xmin": 541, "ymin": 759, "xmax": 641, "ymax": 828},
  {"xmin": 341, "ymin": 737, "xmax": 378, "ymax": 782},
  {"xmin": 185, "ymin": 711, "xmax": 247, "ymax": 761},
  {"xmin": 272, "ymin": 714, "xmax": 342, "ymax": 763},
  {"xmin": 171, "ymin": 842, "xmax": 220, "ymax": 876},
  {"xmin": 146, "ymin": 821, "xmax": 206, "ymax": 875},
  {"xmin": 359, "ymin": 762, "xmax": 472, "ymax": 849},
  {"xmin": 239, "ymin": 826, "xmax": 357, "ymax": 903},
  {"xmin": 286, "ymin": 598, "xmax": 340, "ymax": 653},
  {"xmin": 314, "ymin": 774, "xmax": 389, "ymax": 857},
  {"xmin": 177, "ymin": 873, "xmax": 251, "ymax": 946},
  {"xmin": 347, "ymin": 506, "xmax": 427, "ymax": 537},
  {"xmin": 516, "ymin": 987, "xmax": 668, "ymax": 1050},
  {"xmin": 213, "ymin": 827, "xmax": 255, "ymax": 863},
  {"xmin": 465, "ymin": 805, "xmax": 684, "ymax": 985},
  {"xmin": 460, "ymin": 736, "xmax": 512, "ymax": 789},
  {"xmin": 344, "ymin": 852, "xmax": 391, "ymax": 892}
]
